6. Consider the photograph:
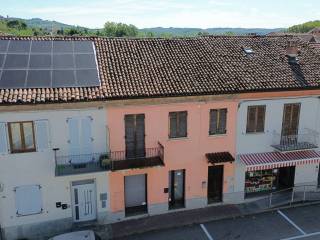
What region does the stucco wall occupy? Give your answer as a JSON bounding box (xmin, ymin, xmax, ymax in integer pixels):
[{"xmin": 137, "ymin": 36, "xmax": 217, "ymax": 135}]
[
  {"xmin": 0, "ymin": 108, "xmax": 110, "ymax": 238},
  {"xmin": 235, "ymin": 96, "xmax": 320, "ymax": 197},
  {"xmin": 107, "ymin": 100, "xmax": 238, "ymax": 214},
  {"xmin": 236, "ymin": 96, "xmax": 320, "ymax": 154}
]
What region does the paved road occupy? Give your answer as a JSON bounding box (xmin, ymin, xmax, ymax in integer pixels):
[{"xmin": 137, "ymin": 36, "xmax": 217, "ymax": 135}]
[{"xmin": 117, "ymin": 204, "xmax": 320, "ymax": 240}]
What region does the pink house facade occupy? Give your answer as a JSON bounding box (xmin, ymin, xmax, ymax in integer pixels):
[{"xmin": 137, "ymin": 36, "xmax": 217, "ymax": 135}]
[{"xmin": 107, "ymin": 97, "xmax": 238, "ymax": 220}]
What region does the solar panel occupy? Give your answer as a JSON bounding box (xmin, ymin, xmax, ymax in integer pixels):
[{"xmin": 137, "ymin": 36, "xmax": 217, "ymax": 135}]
[
  {"xmin": 75, "ymin": 54, "xmax": 96, "ymax": 68},
  {"xmin": 0, "ymin": 40, "xmax": 9, "ymax": 53},
  {"xmin": 74, "ymin": 41, "xmax": 94, "ymax": 53},
  {"xmin": 4, "ymin": 54, "xmax": 29, "ymax": 69},
  {"xmin": 0, "ymin": 70, "xmax": 26, "ymax": 88},
  {"xmin": 0, "ymin": 40, "xmax": 100, "ymax": 89},
  {"xmin": 53, "ymin": 41, "xmax": 73, "ymax": 53},
  {"xmin": 53, "ymin": 54, "xmax": 74, "ymax": 69},
  {"xmin": 27, "ymin": 70, "xmax": 51, "ymax": 88},
  {"xmin": 0, "ymin": 54, "xmax": 4, "ymax": 67},
  {"xmin": 52, "ymin": 70, "xmax": 76, "ymax": 87},
  {"xmin": 29, "ymin": 55, "xmax": 52, "ymax": 69},
  {"xmin": 8, "ymin": 40, "xmax": 30, "ymax": 53},
  {"xmin": 76, "ymin": 69, "xmax": 100, "ymax": 86},
  {"xmin": 31, "ymin": 41, "xmax": 52, "ymax": 53}
]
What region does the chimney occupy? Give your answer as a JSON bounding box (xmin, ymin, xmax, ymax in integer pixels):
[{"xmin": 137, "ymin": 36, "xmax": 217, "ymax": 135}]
[{"xmin": 286, "ymin": 40, "xmax": 299, "ymax": 57}]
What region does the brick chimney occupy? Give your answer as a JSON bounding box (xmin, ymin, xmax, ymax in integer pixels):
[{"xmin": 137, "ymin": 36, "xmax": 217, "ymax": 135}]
[{"xmin": 286, "ymin": 40, "xmax": 299, "ymax": 57}]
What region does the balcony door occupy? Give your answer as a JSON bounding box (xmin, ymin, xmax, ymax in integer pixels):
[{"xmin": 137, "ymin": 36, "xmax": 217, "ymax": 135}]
[
  {"xmin": 281, "ymin": 103, "xmax": 300, "ymax": 144},
  {"xmin": 68, "ymin": 116, "xmax": 93, "ymax": 164},
  {"xmin": 125, "ymin": 114, "xmax": 145, "ymax": 159}
]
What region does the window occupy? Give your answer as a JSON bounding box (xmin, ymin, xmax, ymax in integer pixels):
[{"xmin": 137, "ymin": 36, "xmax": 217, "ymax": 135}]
[
  {"xmin": 246, "ymin": 105, "xmax": 266, "ymax": 133},
  {"xmin": 244, "ymin": 47, "xmax": 254, "ymax": 54},
  {"xmin": 169, "ymin": 111, "xmax": 187, "ymax": 138},
  {"xmin": 209, "ymin": 108, "xmax": 227, "ymax": 135},
  {"xmin": 282, "ymin": 103, "xmax": 300, "ymax": 136},
  {"xmin": 15, "ymin": 185, "xmax": 43, "ymax": 216},
  {"xmin": 8, "ymin": 121, "xmax": 36, "ymax": 153}
]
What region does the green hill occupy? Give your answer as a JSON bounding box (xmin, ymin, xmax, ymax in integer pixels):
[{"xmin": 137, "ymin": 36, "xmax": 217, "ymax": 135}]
[
  {"xmin": 287, "ymin": 20, "xmax": 320, "ymax": 33},
  {"xmin": 140, "ymin": 27, "xmax": 284, "ymax": 37}
]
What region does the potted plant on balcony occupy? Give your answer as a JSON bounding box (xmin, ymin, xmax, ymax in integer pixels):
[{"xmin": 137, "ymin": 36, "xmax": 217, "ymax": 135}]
[{"xmin": 99, "ymin": 154, "xmax": 111, "ymax": 170}]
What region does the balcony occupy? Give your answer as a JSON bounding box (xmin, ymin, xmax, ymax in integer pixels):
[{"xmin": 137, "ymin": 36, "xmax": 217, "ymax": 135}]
[
  {"xmin": 109, "ymin": 142, "xmax": 165, "ymax": 171},
  {"xmin": 271, "ymin": 129, "xmax": 319, "ymax": 152},
  {"xmin": 55, "ymin": 151, "xmax": 111, "ymax": 176}
]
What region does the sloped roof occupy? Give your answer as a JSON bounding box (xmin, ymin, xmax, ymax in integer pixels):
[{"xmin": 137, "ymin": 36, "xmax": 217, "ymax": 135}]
[{"xmin": 1, "ymin": 35, "xmax": 320, "ymax": 105}]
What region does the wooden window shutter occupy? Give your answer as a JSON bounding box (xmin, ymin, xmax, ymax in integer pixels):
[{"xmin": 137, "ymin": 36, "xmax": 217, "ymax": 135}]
[
  {"xmin": 282, "ymin": 103, "xmax": 300, "ymax": 136},
  {"xmin": 209, "ymin": 109, "xmax": 218, "ymax": 135},
  {"xmin": 246, "ymin": 106, "xmax": 256, "ymax": 133},
  {"xmin": 169, "ymin": 112, "xmax": 177, "ymax": 138},
  {"xmin": 178, "ymin": 111, "xmax": 187, "ymax": 137},
  {"xmin": 256, "ymin": 106, "xmax": 266, "ymax": 132},
  {"xmin": 291, "ymin": 104, "xmax": 300, "ymax": 135},
  {"xmin": 220, "ymin": 109, "xmax": 227, "ymax": 134}
]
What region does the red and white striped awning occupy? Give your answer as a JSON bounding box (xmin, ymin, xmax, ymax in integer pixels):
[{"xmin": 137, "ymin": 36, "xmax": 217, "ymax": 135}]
[{"xmin": 239, "ymin": 150, "xmax": 320, "ymax": 171}]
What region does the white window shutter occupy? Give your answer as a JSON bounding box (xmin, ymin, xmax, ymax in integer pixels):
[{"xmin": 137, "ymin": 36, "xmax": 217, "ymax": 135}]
[
  {"xmin": 0, "ymin": 122, "xmax": 9, "ymax": 154},
  {"xmin": 35, "ymin": 120, "xmax": 50, "ymax": 151},
  {"xmin": 81, "ymin": 117, "xmax": 93, "ymax": 155},
  {"xmin": 68, "ymin": 118, "xmax": 81, "ymax": 159},
  {"xmin": 15, "ymin": 185, "xmax": 43, "ymax": 216}
]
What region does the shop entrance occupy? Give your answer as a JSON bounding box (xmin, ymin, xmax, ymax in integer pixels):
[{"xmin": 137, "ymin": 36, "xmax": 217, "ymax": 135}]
[
  {"xmin": 278, "ymin": 166, "xmax": 295, "ymax": 189},
  {"xmin": 245, "ymin": 166, "xmax": 296, "ymax": 196}
]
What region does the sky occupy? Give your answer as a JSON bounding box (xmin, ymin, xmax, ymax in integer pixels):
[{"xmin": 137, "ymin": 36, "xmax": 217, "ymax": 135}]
[{"xmin": 1, "ymin": 0, "xmax": 320, "ymax": 29}]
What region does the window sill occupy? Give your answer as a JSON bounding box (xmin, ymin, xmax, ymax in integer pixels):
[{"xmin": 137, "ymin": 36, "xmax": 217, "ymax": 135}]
[
  {"xmin": 244, "ymin": 132, "xmax": 265, "ymax": 135},
  {"xmin": 10, "ymin": 150, "xmax": 36, "ymax": 154},
  {"xmin": 168, "ymin": 137, "xmax": 189, "ymax": 141},
  {"xmin": 208, "ymin": 134, "xmax": 227, "ymax": 138}
]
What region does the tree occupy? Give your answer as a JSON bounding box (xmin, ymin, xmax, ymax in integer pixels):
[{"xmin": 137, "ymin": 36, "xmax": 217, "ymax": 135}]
[
  {"xmin": 6, "ymin": 20, "xmax": 27, "ymax": 30},
  {"xmin": 103, "ymin": 21, "xmax": 139, "ymax": 37},
  {"xmin": 287, "ymin": 20, "xmax": 320, "ymax": 33}
]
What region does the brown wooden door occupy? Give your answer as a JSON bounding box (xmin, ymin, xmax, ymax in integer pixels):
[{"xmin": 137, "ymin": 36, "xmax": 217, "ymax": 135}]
[{"xmin": 207, "ymin": 165, "xmax": 224, "ymax": 203}]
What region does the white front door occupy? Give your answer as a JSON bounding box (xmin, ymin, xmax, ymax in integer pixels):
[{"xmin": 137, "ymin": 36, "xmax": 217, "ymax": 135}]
[{"xmin": 71, "ymin": 181, "xmax": 97, "ymax": 222}]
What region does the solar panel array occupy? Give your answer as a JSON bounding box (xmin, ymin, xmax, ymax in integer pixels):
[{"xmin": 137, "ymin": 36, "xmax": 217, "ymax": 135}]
[{"xmin": 0, "ymin": 40, "xmax": 100, "ymax": 89}]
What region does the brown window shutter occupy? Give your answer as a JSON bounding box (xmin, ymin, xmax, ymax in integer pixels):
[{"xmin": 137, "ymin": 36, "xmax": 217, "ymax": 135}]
[
  {"xmin": 178, "ymin": 111, "xmax": 187, "ymax": 137},
  {"xmin": 209, "ymin": 109, "xmax": 218, "ymax": 135},
  {"xmin": 246, "ymin": 106, "xmax": 256, "ymax": 133},
  {"xmin": 291, "ymin": 104, "xmax": 300, "ymax": 135},
  {"xmin": 219, "ymin": 109, "xmax": 227, "ymax": 134},
  {"xmin": 282, "ymin": 103, "xmax": 300, "ymax": 136},
  {"xmin": 169, "ymin": 112, "xmax": 177, "ymax": 138},
  {"xmin": 256, "ymin": 106, "xmax": 266, "ymax": 132}
]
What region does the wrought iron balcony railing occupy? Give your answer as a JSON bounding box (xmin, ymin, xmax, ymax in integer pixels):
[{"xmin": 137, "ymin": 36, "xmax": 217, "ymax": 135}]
[
  {"xmin": 271, "ymin": 128, "xmax": 319, "ymax": 152},
  {"xmin": 109, "ymin": 142, "xmax": 165, "ymax": 171}
]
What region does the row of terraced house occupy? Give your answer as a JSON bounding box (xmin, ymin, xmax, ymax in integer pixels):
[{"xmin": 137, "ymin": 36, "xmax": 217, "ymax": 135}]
[{"xmin": 1, "ymin": 34, "xmax": 320, "ymax": 240}]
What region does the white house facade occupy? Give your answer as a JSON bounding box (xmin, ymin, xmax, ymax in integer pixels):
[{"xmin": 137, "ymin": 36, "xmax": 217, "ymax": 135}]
[
  {"xmin": 235, "ymin": 95, "xmax": 320, "ymax": 201},
  {"xmin": 0, "ymin": 105, "xmax": 110, "ymax": 240}
]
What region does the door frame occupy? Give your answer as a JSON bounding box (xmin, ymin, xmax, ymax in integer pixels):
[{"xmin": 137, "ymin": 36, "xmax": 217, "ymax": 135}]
[
  {"xmin": 70, "ymin": 179, "xmax": 97, "ymax": 223},
  {"xmin": 169, "ymin": 169, "xmax": 186, "ymax": 210},
  {"xmin": 207, "ymin": 165, "xmax": 224, "ymax": 204},
  {"xmin": 124, "ymin": 174, "xmax": 148, "ymax": 216}
]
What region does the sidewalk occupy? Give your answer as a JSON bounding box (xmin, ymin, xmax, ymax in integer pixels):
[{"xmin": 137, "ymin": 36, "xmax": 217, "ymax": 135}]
[
  {"xmin": 109, "ymin": 199, "xmax": 269, "ymax": 239},
  {"xmin": 90, "ymin": 196, "xmax": 320, "ymax": 239}
]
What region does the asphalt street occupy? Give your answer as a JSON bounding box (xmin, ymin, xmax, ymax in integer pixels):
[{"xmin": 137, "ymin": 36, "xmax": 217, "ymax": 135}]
[{"xmin": 117, "ymin": 204, "xmax": 320, "ymax": 240}]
